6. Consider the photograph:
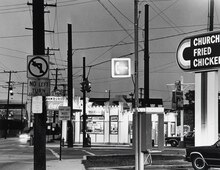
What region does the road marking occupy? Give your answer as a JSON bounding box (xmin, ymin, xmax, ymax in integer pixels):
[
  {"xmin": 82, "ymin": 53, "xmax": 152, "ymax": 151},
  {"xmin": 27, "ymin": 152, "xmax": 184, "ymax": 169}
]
[
  {"xmin": 47, "ymin": 148, "xmax": 59, "ymax": 159},
  {"xmin": 82, "ymin": 149, "xmax": 95, "ymax": 156}
]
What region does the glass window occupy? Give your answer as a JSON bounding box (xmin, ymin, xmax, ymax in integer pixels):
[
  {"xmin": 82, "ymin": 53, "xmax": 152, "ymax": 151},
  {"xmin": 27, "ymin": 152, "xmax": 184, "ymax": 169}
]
[
  {"xmin": 80, "ymin": 115, "xmax": 104, "ymax": 134},
  {"xmin": 110, "ymin": 115, "xmax": 118, "ymax": 134}
]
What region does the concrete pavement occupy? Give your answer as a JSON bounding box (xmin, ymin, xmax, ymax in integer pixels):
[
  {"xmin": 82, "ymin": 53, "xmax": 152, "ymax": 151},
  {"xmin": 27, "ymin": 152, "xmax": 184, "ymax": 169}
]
[
  {"xmin": 24, "ymin": 141, "xmax": 191, "ymax": 170},
  {"xmin": 19, "ymin": 159, "xmax": 85, "ymax": 170}
]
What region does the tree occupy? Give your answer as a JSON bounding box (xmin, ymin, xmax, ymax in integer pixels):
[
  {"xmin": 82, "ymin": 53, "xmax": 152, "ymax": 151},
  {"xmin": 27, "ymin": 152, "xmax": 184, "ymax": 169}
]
[{"xmin": 185, "ymin": 90, "xmax": 195, "ymax": 105}]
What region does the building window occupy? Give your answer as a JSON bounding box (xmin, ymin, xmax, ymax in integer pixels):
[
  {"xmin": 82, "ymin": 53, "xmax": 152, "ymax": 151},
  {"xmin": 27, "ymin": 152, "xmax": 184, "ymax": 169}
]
[
  {"xmin": 110, "ymin": 115, "xmax": 118, "ymax": 134},
  {"xmin": 80, "ymin": 115, "xmax": 104, "ymax": 134}
]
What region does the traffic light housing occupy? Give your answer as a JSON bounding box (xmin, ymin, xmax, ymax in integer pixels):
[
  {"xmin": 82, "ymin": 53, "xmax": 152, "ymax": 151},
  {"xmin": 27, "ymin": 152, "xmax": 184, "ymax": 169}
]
[
  {"xmin": 80, "ymin": 81, "xmax": 86, "ymax": 92},
  {"xmin": 9, "ymin": 86, "xmax": 13, "ymax": 95},
  {"xmin": 80, "ymin": 78, "xmax": 91, "ymax": 93},
  {"xmin": 85, "ymin": 79, "xmax": 91, "ymax": 93}
]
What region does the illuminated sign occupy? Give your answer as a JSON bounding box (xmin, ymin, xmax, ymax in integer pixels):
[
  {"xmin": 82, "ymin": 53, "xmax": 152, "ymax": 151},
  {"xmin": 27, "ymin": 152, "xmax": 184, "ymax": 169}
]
[
  {"xmin": 176, "ymin": 31, "xmax": 220, "ymax": 72},
  {"xmin": 111, "ymin": 58, "xmax": 131, "ymax": 78},
  {"xmin": 46, "ymin": 96, "xmax": 68, "ymax": 110}
]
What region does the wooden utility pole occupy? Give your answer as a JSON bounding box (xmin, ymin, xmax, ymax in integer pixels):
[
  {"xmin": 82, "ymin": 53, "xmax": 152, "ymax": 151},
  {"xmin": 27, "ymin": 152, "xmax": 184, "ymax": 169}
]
[
  {"xmin": 33, "ymin": 0, "xmax": 46, "ymax": 169},
  {"xmin": 4, "ymin": 71, "xmax": 17, "ymax": 139},
  {"xmin": 144, "ymin": 4, "xmax": 149, "ymax": 107}
]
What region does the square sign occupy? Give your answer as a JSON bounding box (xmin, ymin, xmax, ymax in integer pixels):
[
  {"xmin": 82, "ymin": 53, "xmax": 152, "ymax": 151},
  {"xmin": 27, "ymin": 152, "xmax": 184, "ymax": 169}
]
[
  {"xmin": 28, "ymin": 79, "xmax": 50, "ymax": 96},
  {"xmin": 32, "ymin": 96, "xmax": 43, "ymax": 114},
  {"xmin": 58, "ymin": 106, "xmax": 71, "ymax": 121},
  {"xmin": 111, "ymin": 58, "xmax": 131, "ymax": 78}
]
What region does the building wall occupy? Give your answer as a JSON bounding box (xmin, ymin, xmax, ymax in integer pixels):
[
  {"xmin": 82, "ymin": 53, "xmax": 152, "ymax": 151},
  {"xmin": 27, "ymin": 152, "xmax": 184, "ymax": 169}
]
[{"xmin": 73, "ymin": 100, "xmax": 177, "ymax": 145}]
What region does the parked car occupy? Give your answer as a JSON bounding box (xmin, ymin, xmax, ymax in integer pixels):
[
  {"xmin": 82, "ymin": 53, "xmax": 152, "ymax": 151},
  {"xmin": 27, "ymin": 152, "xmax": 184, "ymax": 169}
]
[
  {"xmin": 185, "ymin": 140, "xmax": 220, "ymax": 170},
  {"xmin": 165, "ymin": 131, "xmax": 195, "ymax": 147}
]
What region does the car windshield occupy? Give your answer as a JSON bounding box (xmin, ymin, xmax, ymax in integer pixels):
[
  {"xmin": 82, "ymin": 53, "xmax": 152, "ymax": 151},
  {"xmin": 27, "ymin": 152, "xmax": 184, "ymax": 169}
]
[{"xmin": 22, "ymin": 127, "xmax": 32, "ymax": 133}]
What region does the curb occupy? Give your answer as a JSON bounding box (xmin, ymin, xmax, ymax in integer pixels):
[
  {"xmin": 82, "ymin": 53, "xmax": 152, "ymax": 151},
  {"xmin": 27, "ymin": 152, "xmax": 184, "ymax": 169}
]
[{"xmin": 86, "ymin": 164, "xmax": 192, "ymax": 170}]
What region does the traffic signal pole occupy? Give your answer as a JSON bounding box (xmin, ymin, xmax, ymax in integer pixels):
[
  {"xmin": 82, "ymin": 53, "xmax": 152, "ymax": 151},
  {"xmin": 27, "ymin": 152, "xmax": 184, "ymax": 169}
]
[{"xmin": 82, "ymin": 57, "xmax": 87, "ymax": 147}]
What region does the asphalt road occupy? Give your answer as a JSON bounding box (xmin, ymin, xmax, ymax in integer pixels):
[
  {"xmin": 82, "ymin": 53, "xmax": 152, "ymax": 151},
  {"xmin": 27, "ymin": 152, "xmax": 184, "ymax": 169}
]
[
  {"xmin": 0, "ymin": 137, "xmax": 219, "ymax": 170},
  {"xmin": 0, "ymin": 137, "xmax": 134, "ymax": 170}
]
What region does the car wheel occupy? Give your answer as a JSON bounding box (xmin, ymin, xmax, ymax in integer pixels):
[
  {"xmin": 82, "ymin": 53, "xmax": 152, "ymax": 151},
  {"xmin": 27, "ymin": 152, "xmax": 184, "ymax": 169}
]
[
  {"xmin": 192, "ymin": 155, "xmax": 208, "ymax": 170},
  {"xmin": 171, "ymin": 140, "xmax": 178, "ymax": 147}
]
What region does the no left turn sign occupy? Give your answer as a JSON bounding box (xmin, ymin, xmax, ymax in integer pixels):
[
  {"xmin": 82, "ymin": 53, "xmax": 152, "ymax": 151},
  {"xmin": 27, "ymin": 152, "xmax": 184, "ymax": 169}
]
[{"xmin": 27, "ymin": 55, "xmax": 49, "ymax": 78}]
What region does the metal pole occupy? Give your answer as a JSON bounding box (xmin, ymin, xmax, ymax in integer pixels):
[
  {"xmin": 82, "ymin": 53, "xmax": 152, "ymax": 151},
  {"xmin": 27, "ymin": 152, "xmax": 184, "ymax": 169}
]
[
  {"xmin": 21, "ymin": 82, "xmax": 24, "ymax": 123},
  {"xmin": 82, "ymin": 57, "xmax": 87, "ymax": 147},
  {"xmin": 180, "ymin": 77, "xmax": 184, "ymax": 142},
  {"xmin": 209, "ymin": 0, "xmax": 214, "ymax": 32},
  {"xmin": 134, "ymin": 0, "xmax": 143, "ymax": 170}
]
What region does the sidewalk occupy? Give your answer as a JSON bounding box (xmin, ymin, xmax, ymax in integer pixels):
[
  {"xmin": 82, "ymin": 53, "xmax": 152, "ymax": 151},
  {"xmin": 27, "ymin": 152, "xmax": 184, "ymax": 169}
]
[
  {"xmin": 21, "ymin": 159, "xmax": 85, "ymax": 170},
  {"xmin": 82, "ymin": 147, "xmax": 191, "ymax": 170},
  {"xmin": 45, "ymin": 142, "xmax": 190, "ymax": 170},
  {"xmin": 46, "ymin": 159, "xmax": 85, "ymax": 170}
]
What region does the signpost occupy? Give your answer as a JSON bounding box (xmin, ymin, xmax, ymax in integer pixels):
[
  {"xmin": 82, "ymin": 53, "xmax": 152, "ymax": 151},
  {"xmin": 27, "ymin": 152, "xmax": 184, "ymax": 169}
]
[
  {"xmin": 177, "ymin": 30, "xmax": 219, "ymax": 146},
  {"xmin": 177, "ymin": 31, "xmax": 220, "ymax": 72},
  {"xmin": 27, "ymin": 55, "xmax": 50, "ymax": 96},
  {"xmin": 58, "ymin": 106, "xmax": 71, "ymax": 160}
]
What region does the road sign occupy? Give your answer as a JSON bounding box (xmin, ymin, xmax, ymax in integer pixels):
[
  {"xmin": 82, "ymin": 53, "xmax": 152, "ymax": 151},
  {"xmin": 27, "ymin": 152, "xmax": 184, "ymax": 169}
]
[
  {"xmin": 27, "ymin": 55, "xmax": 49, "ymax": 78},
  {"xmin": 111, "ymin": 58, "xmax": 131, "ymax": 78},
  {"xmin": 32, "ymin": 96, "xmax": 43, "ymax": 114},
  {"xmin": 28, "ymin": 79, "xmax": 50, "ymax": 96},
  {"xmin": 177, "ymin": 31, "xmax": 220, "ymax": 72},
  {"xmin": 58, "ymin": 106, "xmax": 71, "ymax": 121}
]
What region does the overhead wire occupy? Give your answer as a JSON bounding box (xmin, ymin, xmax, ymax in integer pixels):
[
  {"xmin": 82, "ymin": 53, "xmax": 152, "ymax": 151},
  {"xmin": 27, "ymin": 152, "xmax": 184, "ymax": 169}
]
[{"xmin": 149, "ymin": 0, "xmax": 183, "ymax": 33}]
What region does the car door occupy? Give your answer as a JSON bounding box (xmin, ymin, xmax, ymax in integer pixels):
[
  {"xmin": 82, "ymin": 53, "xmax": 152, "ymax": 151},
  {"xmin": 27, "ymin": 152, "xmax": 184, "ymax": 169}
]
[
  {"xmin": 213, "ymin": 140, "xmax": 220, "ymax": 166},
  {"xmin": 203, "ymin": 141, "xmax": 220, "ymax": 166}
]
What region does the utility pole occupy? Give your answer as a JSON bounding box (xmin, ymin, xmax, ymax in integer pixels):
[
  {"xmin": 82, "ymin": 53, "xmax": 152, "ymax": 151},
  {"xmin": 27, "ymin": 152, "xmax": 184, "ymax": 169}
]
[
  {"xmin": 4, "ymin": 70, "xmax": 17, "ymax": 139},
  {"xmin": 21, "ymin": 82, "xmax": 24, "ymax": 122},
  {"xmin": 33, "ymin": 0, "xmax": 46, "ymax": 169},
  {"xmin": 139, "ymin": 88, "xmax": 144, "ymax": 99},
  {"xmin": 144, "ymin": 4, "xmax": 149, "ymax": 107},
  {"xmin": 67, "ymin": 23, "xmax": 73, "ymax": 147}
]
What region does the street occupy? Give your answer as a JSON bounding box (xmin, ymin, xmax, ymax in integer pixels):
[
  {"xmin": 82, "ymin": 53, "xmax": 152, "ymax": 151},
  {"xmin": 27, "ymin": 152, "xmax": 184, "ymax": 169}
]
[
  {"xmin": 0, "ymin": 137, "xmax": 220, "ymax": 170},
  {"xmin": 0, "ymin": 137, "xmax": 133, "ymax": 170}
]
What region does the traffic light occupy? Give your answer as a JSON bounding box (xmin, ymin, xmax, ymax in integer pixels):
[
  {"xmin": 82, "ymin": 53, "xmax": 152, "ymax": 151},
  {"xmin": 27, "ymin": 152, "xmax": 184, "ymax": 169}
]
[
  {"xmin": 80, "ymin": 81, "xmax": 86, "ymax": 92},
  {"xmin": 175, "ymin": 80, "xmax": 181, "ymax": 91},
  {"xmin": 80, "ymin": 78, "xmax": 91, "ymax": 93},
  {"xmin": 9, "ymin": 86, "xmax": 13, "ymax": 95},
  {"xmin": 85, "ymin": 78, "xmax": 91, "ymax": 93}
]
